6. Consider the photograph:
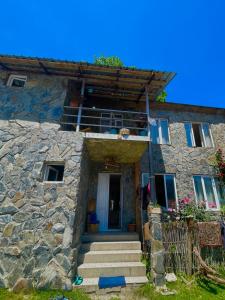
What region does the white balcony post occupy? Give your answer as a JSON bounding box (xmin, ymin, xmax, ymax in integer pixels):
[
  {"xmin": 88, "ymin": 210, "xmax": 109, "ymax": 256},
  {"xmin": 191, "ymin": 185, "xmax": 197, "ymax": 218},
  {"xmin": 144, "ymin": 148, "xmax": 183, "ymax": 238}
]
[
  {"xmin": 145, "ymin": 86, "xmax": 156, "ymax": 204},
  {"xmin": 76, "ymin": 79, "xmax": 85, "ymax": 132}
]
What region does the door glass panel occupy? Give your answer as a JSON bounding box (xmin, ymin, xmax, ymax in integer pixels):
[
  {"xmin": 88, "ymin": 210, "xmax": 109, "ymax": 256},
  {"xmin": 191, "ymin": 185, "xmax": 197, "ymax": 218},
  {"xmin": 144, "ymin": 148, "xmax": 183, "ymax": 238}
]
[
  {"xmin": 108, "ymin": 175, "xmax": 121, "ymax": 229},
  {"xmin": 203, "ymin": 177, "xmax": 217, "ymax": 209},
  {"xmin": 184, "ymin": 123, "xmax": 193, "ymax": 147},
  {"xmin": 165, "ymin": 175, "xmax": 176, "ymax": 209},
  {"xmin": 202, "ymin": 123, "xmax": 213, "ymax": 147},
  {"xmin": 193, "ymin": 176, "xmax": 205, "ymax": 203},
  {"xmin": 161, "ymin": 119, "xmax": 169, "ymax": 144}
]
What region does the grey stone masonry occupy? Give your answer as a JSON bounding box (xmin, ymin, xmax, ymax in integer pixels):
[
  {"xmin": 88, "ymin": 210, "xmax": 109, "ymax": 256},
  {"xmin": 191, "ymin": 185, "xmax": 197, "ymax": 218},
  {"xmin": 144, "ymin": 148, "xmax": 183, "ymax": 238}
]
[
  {"xmin": 0, "ymin": 119, "xmax": 85, "ymax": 289},
  {"xmin": 141, "ymin": 107, "xmax": 225, "ymax": 202}
]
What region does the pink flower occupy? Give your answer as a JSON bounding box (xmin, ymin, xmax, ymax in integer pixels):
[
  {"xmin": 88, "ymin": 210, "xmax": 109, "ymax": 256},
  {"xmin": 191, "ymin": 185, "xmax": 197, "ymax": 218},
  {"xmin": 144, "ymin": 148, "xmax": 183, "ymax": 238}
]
[{"xmin": 208, "ymin": 202, "xmax": 217, "ymax": 209}]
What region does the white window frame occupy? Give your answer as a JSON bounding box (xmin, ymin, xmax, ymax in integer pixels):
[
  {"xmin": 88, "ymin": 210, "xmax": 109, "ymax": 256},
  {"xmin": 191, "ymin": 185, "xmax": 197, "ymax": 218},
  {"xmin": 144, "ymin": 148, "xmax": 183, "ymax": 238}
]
[
  {"xmin": 151, "ymin": 118, "xmax": 170, "ymax": 145},
  {"xmin": 142, "ymin": 173, "xmax": 178, "ymax": 210},
  {"xmin": 7, "ymin": 74, "xmax": 27, "ymax": 87},
  {"xmin": 192, "ymin": 175, "xmax": 220, "ymax": 211},
  {"xmin": 185, "ymin": 122, "xmax": 214, "ymax": 148}
]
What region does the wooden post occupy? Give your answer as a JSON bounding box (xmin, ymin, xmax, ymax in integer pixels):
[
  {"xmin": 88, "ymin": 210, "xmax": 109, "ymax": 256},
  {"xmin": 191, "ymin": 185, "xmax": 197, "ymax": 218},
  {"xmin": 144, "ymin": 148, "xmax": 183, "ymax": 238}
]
[
  {"xmin": 135, "ymin": 162, "xmax": 141, "ymax": 234},
  {"xmin": 145, "ymin": 86, "xmax": 156, "ymax": 204},
  {"xmin": 76, "ymin": 79, "xmax": 85, "ymax": 132}
]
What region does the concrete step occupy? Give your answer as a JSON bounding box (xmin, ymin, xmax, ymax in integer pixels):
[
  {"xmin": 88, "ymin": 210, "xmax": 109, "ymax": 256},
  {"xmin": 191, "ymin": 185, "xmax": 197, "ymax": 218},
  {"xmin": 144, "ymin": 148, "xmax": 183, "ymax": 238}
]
[
  {"xmin": 79, "ymin": 250, "xmax": 142, "ymax": 264},
  {"xmin": 78, "ymin": 262, "xmax": 146, "ymax": 278},
  {"xmin": 81, "ymin": 232, "xmax": 139, "ymax": 243},
  {"xmin": 81, "ymin": 241, "xmax": 141, "ymax": 252}
]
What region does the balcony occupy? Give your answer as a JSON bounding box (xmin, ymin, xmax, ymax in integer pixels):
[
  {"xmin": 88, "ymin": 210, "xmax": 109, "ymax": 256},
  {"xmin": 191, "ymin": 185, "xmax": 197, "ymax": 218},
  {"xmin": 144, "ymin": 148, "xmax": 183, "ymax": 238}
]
[{"xmin": 61, "ymin": 106, "xmax": 149, "ymax": 163}]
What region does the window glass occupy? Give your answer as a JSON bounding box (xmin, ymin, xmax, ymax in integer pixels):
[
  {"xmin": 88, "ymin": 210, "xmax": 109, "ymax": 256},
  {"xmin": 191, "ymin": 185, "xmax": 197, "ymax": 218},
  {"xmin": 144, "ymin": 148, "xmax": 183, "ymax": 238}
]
[
  {"xmin": 161, "ymin": 119, "xmax": 170, "ymax": 144},
  {"xmin": 150, "ymin": 119, "xmax": 159, "ymax": 144},
  {"xmin": 203, "ymin": 177, "xmax": 218, "ymax": 209},
  {"xmin": 165, "ymin": 175, "xmax": 176, "ymax": 209},
  {"xmin": 214, "ymin": 178, "xmax": 225, "ymax": 206},
  {"xmin": 192, "ymin": 123, "xmax": 203, "ymax": 147},
  {"xmin": 202, "ymin": 123, "xmax": 213, "ymax": 147},
  {"xmin": 184, "ymin": 123, "xmax": 193, "ymax": 147},
  {"xmin": 44, "ymin": 164, "xmax": 65, "ymax": 182},
  {"xmin": 193, "ymin": 176, "xmax": 205, "ymax": 203},
  {"xmin": 155, "ymin": 175, "xmax": 166, "ymax": 208}
]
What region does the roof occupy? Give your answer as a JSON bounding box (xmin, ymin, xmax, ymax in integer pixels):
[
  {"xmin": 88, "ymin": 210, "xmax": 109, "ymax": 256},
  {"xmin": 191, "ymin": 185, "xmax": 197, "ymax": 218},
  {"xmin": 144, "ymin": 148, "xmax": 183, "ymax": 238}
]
[{"xmin": 0, "ymin": 54, "xmax": 175, "ymax": 102}]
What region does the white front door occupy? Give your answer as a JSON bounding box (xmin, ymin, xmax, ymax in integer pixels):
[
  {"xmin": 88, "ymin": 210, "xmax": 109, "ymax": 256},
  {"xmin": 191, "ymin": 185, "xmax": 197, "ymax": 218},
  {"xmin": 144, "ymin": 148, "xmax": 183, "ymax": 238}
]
[
  {"xmin": 96, "ymin": 173, "xmax": 110, "ymax": 231},
  {"xmin": 96, "ymin": 173, "xmax": 122, "ymax": 232}
]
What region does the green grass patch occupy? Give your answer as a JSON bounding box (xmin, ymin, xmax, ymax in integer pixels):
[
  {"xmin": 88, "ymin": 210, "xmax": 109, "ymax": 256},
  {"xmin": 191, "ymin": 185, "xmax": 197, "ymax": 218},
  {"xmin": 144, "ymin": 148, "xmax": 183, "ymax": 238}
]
[
  {"xmin": 0, "ymin": 288, "xmax": 91, "ymax": 300},
  {"xmin": 136, "ymin": 275, "xmax": 225, "ymax": 300}
]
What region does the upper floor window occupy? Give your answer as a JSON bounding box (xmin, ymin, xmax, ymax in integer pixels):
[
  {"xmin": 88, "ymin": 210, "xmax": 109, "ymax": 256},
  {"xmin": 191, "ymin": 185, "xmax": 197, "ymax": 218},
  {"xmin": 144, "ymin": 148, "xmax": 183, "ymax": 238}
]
[
  {"xmin": 150, "ymin": 118, "xmax": 170, "ymax": 144},
  {"xmin": 7, "ymin": 74, "xmax": 27, "ymax": 87},
  {"xmin": 184, "ymin": 122, "xmax": 213, "ymax": 147},
  {"xmin": 43, "ymin": 163, "xmax": 65, "ymax": 182},
  {"xmin": 193, "ymin": 175, "xmax": 224, "ymax": 210}
]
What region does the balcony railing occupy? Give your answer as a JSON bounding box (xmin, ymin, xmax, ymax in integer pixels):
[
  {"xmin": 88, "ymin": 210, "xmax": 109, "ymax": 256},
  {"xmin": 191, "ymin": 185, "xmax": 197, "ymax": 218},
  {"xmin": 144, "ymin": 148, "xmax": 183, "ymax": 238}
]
[{"xmin": 61, "ymin": 106, "xmax": 148, "ymax": 136}]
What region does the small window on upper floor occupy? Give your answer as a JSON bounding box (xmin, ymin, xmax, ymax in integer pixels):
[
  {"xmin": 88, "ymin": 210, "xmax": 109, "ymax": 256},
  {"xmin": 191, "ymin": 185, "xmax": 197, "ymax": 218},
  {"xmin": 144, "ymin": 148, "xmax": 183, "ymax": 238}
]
[
  {"xmin": 43, "ymin": 163, "xmax": 65, "ymax": 182},
  {"xmin": 184, "ymin": 122, "xmax": 213, "ymax": 147},
  {"xmin": 7, "ymin": 74, "xmax": 27, "ymax": 87},
  {"xmin": 150, "ymin": 118, "xmax": 170, "ymax": 144}
]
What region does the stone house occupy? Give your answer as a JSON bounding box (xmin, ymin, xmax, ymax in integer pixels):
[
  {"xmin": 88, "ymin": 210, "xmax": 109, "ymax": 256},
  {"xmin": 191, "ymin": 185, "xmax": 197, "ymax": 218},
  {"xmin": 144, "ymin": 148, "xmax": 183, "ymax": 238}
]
[{"xmin": 0, "ymin": 55, "xmax": 225, "ymax": 290}]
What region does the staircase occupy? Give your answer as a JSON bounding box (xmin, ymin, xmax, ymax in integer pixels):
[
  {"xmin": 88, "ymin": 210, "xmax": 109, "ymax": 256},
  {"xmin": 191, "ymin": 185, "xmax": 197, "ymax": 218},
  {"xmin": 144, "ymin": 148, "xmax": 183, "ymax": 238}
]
[{"xmin": 76, "ymin": 232, "xmax": 148, "ymax": 292}]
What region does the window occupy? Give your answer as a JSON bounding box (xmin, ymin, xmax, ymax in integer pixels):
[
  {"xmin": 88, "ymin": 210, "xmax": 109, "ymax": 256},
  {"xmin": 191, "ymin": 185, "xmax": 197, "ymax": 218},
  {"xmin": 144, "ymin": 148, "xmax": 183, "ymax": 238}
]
[
  {"xmin": 193, "ymin": 176, "xmax": 224, "ymax": 210},
  {"xmin": 7, "ymin": 74, "xmax": 27, "ymax": 87},
  {"xmin": 44, "ymin": 163, "xmax": 65, "ymax": 182},
  {"xmin": 155, "ymin": 174, "xmax": 177, "ymax": 209},
  {"xmin": 150, "ymin": 119, "xmax": 170, "ymax": 144},
  {"xmin": 184, "ymin": 122, "xmax": 213, "ymax": 147},
  {"xmin": 100, "ymin": 113, "xmax": 123, "ymax": 133}
]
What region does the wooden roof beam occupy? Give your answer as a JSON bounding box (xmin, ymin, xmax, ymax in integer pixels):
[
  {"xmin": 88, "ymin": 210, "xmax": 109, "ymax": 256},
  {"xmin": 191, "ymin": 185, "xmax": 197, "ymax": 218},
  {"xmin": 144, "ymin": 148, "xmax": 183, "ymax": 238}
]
[{"xmin": 38, "ymin": 61, "xmax": 51, "ymax": 75}]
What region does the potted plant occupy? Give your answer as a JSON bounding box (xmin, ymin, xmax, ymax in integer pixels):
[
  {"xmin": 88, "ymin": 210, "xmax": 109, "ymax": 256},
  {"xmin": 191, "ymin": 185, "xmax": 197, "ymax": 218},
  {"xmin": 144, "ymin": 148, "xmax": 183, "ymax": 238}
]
[{"xmin": 128, "ymin": 219, "xmax": 136, "ymax": 232}]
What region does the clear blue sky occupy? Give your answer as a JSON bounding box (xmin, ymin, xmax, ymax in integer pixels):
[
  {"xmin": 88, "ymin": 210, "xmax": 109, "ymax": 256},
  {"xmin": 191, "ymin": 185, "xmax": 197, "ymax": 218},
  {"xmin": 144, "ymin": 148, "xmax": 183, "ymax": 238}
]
[{"xmin": 0, "ymin": 0, "xmax": 225, "ymax": 108}]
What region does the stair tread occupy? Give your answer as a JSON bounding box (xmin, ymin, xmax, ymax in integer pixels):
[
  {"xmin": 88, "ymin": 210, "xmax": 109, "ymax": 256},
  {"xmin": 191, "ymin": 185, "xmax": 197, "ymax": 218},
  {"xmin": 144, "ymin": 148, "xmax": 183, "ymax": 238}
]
[
  {"xmin": 77, "ymin": 276, "xmax": 148, "ymax": 287},
  {"xmin": 78, "ymin": 262, "xmax": 145, "ymax": 269},
  {"xmin": 82, "ymin": 241, "xmax": 140, "ymax": 245},
  {"xmin": 81, "ymin": 250, "xmax": 142, "ymax": 255}
]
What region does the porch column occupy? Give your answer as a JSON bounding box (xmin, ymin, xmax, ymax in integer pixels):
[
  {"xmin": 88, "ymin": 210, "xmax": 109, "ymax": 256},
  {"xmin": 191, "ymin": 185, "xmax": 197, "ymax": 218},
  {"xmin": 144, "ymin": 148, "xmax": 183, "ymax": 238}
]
[
  {"xmin": 76, "ymin": 79, "xmax": 85, "ymax": 132},
  {"xmin": 145, "ymin": 86, "xmax": 156, "ymax": 204}
]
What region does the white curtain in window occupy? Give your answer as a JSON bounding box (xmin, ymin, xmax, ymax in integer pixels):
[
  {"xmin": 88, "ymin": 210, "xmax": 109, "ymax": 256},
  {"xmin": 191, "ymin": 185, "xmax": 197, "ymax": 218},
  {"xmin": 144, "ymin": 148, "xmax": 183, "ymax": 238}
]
[
  {"xmin": 161, "ymin": 119, "xmax": 169, "ymax": 144},
  {"xmin": 202, "ymin": 123, "xmax": 213, "ymax": 147},
  {"xmin": 150, "ymin": 119, "xmax": 159, "ymax": 144},
  {"xmin": 184, "ymin": 123, "xmax": 194, "ymax": 147}
]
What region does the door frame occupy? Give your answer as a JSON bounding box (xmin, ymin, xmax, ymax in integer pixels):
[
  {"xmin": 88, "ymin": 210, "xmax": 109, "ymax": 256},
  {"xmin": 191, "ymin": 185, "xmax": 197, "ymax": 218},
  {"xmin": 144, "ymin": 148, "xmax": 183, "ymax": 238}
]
[{"xmin": 97, "ymin": 172, "xmax": 123, "ymax": 231}]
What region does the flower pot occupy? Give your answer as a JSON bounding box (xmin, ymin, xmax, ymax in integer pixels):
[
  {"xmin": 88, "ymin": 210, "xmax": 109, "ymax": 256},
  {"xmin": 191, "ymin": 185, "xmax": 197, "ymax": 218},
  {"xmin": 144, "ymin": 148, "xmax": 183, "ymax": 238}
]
[
  {"xmin": 148, "ymin": 206, "xmax": 162, "ymax": 214},
  {"xmin": 69, "ymin": 98, "xmax": 79, "ymax": 107},
  {"xmin": 128, "ymin": 224, "xmax": 136, "ymax": 232}
]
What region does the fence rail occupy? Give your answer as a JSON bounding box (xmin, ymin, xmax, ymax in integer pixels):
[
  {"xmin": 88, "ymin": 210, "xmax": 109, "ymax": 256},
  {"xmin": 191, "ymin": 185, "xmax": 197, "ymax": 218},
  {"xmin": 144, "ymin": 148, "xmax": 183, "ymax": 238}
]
[
  {"xmin": 162, "ymin": 222, "xmax": 225, "ymax": 274},
  {"xmin": 61, "ymin": 106, "xmax": 148, "ymax": 134}
]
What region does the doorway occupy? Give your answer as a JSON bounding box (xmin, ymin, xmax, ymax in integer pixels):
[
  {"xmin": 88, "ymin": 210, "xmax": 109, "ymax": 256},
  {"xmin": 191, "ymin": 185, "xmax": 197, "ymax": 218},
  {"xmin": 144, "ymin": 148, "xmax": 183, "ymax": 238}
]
[{"xmin": 96, "ymin": 173, "xmax": 122, "ymax": 231}]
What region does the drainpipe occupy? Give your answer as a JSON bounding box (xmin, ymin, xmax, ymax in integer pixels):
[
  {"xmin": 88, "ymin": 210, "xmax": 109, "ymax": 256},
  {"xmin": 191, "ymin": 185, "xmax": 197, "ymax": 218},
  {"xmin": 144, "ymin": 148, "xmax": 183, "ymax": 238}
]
[
  {"xmin": 76, "ymin": 79, "xmax": 85, "ymax": 132},
  {"xmin": 145, "ymin": 86, "xmax": 156, "ymax": 204}
]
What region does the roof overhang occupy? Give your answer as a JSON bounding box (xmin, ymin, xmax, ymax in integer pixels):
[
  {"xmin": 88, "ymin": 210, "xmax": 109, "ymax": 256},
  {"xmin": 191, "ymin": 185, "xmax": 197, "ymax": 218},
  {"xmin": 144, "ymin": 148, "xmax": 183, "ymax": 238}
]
[{"xmin": 0, "ymin": 54, "xmax": 175, "ymax": 102}]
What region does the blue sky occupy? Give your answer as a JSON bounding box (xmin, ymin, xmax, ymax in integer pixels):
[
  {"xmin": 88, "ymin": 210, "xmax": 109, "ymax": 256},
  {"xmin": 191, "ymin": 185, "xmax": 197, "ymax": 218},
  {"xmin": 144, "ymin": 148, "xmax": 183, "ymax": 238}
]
[{"xmin": 0, "ymin": 0, "xmax": 225, "ymax": 108}]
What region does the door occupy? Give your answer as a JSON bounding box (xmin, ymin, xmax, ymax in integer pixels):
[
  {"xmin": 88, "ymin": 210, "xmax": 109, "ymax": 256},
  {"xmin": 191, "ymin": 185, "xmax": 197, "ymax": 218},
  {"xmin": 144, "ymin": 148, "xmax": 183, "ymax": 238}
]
[{"xmin": 96, "ymin": 173, "xmax": 122, "ymax": 231}]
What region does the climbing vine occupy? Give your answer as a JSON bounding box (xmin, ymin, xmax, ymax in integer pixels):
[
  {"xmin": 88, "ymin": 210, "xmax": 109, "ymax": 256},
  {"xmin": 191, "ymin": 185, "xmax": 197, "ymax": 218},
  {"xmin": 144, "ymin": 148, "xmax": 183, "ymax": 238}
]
[{"xmin": 214, "ymin": 148, "xmax": 225, "ymax": 185}]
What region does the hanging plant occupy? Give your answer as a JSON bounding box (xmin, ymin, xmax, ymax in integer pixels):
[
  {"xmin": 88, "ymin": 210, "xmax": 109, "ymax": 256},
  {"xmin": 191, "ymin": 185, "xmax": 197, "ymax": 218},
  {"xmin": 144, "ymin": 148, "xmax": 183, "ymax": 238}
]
[{"xmin": 214, "ymin": 149, "xmax": 225, "ymax": 184}]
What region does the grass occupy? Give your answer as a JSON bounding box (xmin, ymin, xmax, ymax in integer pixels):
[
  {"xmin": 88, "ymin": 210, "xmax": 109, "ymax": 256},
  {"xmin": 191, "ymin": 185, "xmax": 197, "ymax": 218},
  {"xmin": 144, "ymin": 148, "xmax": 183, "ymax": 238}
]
[
  {"xmin": 0, "ymin": 288, "xmax": 91, "ymax": 300},
  {"xmin": 135, "ymin": 275, "xmax": 225, "ymax": 300}
]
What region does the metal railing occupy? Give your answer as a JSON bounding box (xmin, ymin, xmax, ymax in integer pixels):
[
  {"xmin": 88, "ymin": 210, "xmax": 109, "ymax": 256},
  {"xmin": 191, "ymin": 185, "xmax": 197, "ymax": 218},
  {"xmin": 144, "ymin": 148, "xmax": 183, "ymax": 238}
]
[{"xmin": 61, "ymin": 106, "xmax": 148, "ymax": 135}]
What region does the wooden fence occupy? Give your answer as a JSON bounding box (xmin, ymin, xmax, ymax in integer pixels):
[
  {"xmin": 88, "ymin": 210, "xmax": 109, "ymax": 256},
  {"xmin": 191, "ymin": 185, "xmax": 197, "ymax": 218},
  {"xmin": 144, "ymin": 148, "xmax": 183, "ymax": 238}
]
[{"xmin": 162, "ymin": 221, "xmax": 225, "ymax": 274}]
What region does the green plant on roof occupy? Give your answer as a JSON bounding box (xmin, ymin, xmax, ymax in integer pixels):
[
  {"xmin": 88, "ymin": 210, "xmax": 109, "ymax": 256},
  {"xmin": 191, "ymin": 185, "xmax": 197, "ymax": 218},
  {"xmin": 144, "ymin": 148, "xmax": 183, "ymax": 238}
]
[
  {"xmin": 94, "ymin": 55, "xmax": 136, "ymax": 69},
  {"xmin": 156, "ymin": 90, "xmax": 167, "ymax": 103}
]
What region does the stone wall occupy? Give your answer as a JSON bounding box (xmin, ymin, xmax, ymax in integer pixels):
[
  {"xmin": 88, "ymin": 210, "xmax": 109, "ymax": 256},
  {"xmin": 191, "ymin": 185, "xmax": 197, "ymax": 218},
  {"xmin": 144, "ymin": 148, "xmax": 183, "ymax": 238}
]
[
  {"xmin": 141, "ymin": 109, "xmax": 225, "ymax": 201},
  {"xmin": 0, "ymin": 71, "xmax": 67, "ymax": 124},
  {"xmin": 0, "ymin": 120, "xmax": 85, "ymax": 289}
]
